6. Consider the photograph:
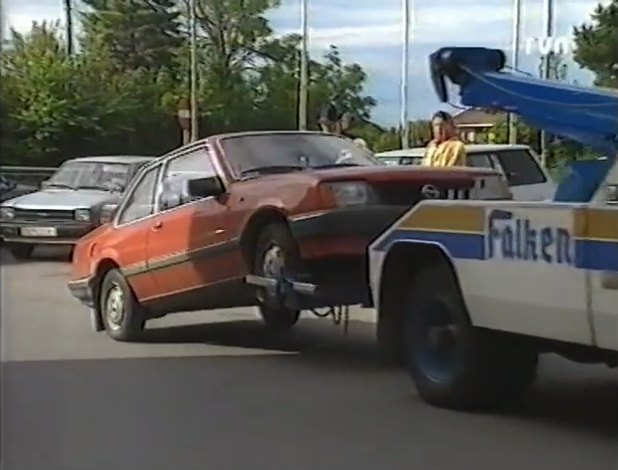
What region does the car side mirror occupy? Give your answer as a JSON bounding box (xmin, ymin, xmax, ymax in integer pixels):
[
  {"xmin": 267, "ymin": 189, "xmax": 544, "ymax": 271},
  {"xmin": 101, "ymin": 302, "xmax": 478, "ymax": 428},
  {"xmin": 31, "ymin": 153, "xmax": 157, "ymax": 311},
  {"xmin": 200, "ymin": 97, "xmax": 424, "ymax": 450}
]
[
  {"xmin": 187, "ymin": 175, "xmax": 225, "ymax": 199},
  {"xmin": 100, "ymin": 203, "xmax": 119, "ymax": 224},
  {"xmin": 40, "ymin": 179, "xmax": 50, "ymax": 189},
  {"xmin": 607, "ymin": 184, "xmax": 618, "ymax": 203}
]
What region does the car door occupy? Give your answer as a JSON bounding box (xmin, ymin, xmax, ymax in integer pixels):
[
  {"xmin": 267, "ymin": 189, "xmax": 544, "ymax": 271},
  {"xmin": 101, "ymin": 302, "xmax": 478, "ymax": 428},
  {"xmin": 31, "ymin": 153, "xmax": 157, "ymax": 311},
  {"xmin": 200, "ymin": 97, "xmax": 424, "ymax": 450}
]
[
  {"xmin": 589, "ymin": 171, "xmax": 618, "ymax": 350},
  {"xmin": 111, "ymin": 163, "xmax": 162, "ymax": 301},
  {"xmin": 144, "ymin": 147, "xmax": 235, "ymax": 308}
]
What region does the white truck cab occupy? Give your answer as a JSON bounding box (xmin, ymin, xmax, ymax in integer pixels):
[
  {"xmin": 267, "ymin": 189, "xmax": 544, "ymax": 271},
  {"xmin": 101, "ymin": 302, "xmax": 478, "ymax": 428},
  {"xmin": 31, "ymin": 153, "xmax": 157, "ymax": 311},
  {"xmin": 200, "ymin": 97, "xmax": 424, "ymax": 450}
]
[
  {"xmin": 368, "ymin": 156, "xmax": 617, "ymax": 410},
  {"xmin": 368, "ymin": 45, "xmax": 618, "ymax": 411}
]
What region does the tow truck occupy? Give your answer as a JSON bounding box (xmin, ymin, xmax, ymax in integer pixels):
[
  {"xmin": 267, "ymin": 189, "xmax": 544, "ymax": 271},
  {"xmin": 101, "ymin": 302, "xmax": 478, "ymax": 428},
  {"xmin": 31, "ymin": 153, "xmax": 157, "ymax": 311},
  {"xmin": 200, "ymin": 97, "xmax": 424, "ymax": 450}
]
[
  {"xmin": 243, "ymin": 46, "xmax": 616, "ymax": 411},
  {"xmin": 368, "ymin": 47, "xmax": 618, "ymax": 409}
]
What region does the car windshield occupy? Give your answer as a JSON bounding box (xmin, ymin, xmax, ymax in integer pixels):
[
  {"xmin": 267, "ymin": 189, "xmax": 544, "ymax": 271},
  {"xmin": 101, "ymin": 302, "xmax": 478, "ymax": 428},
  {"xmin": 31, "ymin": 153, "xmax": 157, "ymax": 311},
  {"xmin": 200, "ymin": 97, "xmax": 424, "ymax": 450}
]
[
  {"xmin": 219, "ymin": 133, "xmax": 379, "ymax": 176},
  {"xmin": 45, "ymin": 161, "xmax": 132, "ymax": 191}
]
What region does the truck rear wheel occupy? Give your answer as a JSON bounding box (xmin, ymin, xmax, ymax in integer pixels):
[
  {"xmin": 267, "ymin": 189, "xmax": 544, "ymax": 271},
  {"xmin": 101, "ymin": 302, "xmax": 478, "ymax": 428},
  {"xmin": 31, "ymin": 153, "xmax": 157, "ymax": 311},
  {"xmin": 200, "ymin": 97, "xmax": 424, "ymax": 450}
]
[
  {"xmin": 403, "ymin": 263, "xmax": 537, "ymax": 410},
  {"xmin": 252, "ymin": 223, "xmax": 301, "ymax": 329}
]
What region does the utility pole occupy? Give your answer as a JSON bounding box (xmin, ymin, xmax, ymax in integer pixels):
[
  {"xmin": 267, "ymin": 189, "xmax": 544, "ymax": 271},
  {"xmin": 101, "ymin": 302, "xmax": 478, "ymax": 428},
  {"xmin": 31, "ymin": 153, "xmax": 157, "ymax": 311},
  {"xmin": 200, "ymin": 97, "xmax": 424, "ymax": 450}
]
[
  {"xmin": 400, "ymin": 0, "xmax": 410, "ymax": 149},
  {"xmin": 539, "ymin": 0, "xmax": 554, "ymax": 167},
  {"xmin": 63, "ymin": 0, "xmax": 74, "ymax": 56},
  {"xmin": 507, "ymin": 0, "xmax": 521, "ymax": 144},
  {"xmin": 189, "ymin": 0, "xmax": 198, "ymax": 141},
  {"xmin": 298, "ymin": 0, "xmax": 309, "ymax": 130}
]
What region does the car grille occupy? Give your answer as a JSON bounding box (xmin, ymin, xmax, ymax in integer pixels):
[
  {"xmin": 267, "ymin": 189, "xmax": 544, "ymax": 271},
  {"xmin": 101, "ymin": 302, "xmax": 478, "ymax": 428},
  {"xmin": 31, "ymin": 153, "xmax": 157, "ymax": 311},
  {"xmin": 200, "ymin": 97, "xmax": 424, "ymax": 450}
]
[
  {"xmin": 12, "ymin": 208, "xmax": 75, "ymax": 222},
  {"xmin": 372, "ymin": 183, "xmax": 472, "ymax": 205}
]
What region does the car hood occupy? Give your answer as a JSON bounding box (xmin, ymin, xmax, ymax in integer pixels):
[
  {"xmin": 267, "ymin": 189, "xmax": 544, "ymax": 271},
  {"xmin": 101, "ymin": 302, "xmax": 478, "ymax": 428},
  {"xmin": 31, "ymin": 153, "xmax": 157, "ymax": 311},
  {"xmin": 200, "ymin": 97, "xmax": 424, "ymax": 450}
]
[
  {"xmin": 3, "ymin": 188, "xmax": 118, "ymax": 210},
  {"xmin": 249, "ymin": 165, "xmax": 499, "ymax": 185}
]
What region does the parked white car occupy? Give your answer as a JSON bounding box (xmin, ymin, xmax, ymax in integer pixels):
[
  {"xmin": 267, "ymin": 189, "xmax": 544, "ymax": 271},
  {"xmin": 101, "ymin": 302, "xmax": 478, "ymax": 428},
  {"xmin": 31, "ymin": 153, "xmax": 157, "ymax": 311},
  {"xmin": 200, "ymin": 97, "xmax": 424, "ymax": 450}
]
[{"xmin": 375, "ymin": 144, "xmax": 556, "ymax": 200}]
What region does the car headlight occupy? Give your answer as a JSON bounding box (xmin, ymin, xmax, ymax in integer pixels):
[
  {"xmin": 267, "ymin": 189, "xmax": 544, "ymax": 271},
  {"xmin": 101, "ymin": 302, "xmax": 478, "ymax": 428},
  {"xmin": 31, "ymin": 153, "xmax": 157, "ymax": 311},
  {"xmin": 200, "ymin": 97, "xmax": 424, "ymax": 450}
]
[
  {"xmin": 74, "ymin": 208, "xmax": 91, "ymax": 222},
  {"xmin": 0, "ymin": 207, "xmax": 15, "ymax": 220},
  {"xmin": 327, "ymin": 182, "xmax": 376, "ymax": 206}
]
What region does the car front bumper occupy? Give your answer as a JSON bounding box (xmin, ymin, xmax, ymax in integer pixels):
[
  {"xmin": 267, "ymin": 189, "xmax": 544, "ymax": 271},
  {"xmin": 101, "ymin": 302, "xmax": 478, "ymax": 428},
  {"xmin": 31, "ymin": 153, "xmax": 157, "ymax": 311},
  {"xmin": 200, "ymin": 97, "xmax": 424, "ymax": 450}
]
[
  {"xmin": 67, "ymin": 277, "xmax": 95, "ymax": 308},
  {"xmin": 289, "ymin": 205, "xmax": 410, "ymax": 243},
  {"xmin": 0, "ymin": 221, "xmax": 95, "ymax": 244}
]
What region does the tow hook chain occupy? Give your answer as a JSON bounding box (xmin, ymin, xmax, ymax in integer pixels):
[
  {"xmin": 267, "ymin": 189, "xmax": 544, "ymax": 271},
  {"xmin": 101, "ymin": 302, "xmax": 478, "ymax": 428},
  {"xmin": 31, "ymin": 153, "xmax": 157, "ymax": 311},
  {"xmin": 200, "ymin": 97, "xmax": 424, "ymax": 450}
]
[{"xmin": 310, "ymin": 306, "xmax": 350, "ymax": 333}]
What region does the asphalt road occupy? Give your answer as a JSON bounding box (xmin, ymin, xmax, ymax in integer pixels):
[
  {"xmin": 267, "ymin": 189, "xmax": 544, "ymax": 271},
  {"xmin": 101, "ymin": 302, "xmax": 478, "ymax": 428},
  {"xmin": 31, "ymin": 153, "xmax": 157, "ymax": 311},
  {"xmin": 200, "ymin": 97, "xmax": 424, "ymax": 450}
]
[{"xmin": 1, "ymin": 246, "xmax": 617, "ymax": 470}]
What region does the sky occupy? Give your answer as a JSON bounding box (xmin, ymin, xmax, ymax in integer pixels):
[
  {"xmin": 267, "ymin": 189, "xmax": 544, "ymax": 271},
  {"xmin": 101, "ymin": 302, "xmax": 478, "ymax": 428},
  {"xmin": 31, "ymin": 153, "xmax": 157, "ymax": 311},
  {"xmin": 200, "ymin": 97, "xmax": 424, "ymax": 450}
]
[{"xmin": 2, "ymin": 0, "xmax": 609, "ymax": 126}]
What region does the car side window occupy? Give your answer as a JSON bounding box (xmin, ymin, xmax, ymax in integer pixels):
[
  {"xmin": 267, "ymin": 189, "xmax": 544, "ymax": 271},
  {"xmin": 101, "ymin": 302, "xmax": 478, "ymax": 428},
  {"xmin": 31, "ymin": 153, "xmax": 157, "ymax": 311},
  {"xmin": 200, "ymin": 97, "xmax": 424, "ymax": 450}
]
[
  {"xmin": 158, "ymin": 149, "xmax": 216, "ymax": 211},
  {"xmin": 493, "ymin": 149, "xmax": 546, "ymax": 186},
  {"xmin": 466, "ymin": 153, "xmax": 494, "ymax": 169},
  {"xmin": 117, "ymin": 165, "xmax": 159, "ymax": 225}
]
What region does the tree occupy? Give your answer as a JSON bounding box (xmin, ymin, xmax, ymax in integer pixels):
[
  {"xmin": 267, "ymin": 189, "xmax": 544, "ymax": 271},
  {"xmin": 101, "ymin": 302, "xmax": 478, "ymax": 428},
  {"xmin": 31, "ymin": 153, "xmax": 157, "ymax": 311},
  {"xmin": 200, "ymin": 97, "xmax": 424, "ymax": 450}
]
[
  {"xmin": 1, "ymin": 2, "xmax": 377, "ymax": 165},
  {"xmin": 573, "ymin": 1, "xmax": 618, "ymax": 88},
  {"xmin": 81, "ymin": 0, "xmax": 183, "ymax": 73}
]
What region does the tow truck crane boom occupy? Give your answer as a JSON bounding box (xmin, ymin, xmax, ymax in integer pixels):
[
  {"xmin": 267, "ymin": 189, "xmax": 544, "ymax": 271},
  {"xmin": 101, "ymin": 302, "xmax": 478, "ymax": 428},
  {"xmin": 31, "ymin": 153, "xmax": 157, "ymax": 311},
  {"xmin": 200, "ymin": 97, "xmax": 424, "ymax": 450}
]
[{"xmin": 429, "ymin": 47, "xmax": 618, "ymax": 156}]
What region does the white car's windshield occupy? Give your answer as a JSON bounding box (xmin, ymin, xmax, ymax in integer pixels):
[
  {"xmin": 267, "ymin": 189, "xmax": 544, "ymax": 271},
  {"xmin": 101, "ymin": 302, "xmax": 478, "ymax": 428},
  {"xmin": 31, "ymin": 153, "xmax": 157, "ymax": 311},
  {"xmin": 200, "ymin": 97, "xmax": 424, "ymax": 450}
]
[
  {"xmin": 45, "ymin": 161, "xmax": 132, "ymax": 191},
  {"xmin": 220, "ymin": 133, "xmax": 380, "ymax": 177}
]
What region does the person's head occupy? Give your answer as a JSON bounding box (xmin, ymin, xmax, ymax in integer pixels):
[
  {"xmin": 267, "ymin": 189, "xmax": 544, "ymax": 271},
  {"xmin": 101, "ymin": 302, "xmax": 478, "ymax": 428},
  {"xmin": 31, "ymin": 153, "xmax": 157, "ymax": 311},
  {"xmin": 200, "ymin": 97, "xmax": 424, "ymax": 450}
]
[
  {"xmin": 318, "ymin": 103, "xmax": 341, "ymax": 133},
  {"xmin": 431, "ymin": 111, "xmax": 457, "ymax": 141},
  {"xmin": 339, "ymin": 112, "xmax": 352, "ymax": 132}
]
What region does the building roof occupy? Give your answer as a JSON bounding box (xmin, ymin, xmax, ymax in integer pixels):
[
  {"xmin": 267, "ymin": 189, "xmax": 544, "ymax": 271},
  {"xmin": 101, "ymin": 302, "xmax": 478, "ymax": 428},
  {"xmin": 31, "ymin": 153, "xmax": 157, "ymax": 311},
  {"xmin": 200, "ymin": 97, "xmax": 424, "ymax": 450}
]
[{"xmin": 452, "ymin": 108, "xmax": 507, "ymax": 126}]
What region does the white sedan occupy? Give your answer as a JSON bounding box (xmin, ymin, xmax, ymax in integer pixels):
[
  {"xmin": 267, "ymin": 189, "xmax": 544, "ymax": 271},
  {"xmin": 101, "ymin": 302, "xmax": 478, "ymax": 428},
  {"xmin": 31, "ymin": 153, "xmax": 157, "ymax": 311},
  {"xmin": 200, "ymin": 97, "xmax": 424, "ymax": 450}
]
[{"xmin": 375, "ymin": 144, "xmax": 556, "ymax": 201}]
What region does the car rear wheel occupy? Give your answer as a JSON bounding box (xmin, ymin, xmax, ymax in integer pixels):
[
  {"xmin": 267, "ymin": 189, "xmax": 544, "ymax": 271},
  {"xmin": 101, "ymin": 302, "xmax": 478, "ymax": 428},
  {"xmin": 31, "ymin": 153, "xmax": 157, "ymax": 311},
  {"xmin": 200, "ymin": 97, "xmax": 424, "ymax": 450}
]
[
  {"xmin": 403, "ymin": 263, "xmax": 538, "ymax": 410},
  {"xmin": 252, "ymin": 223, "xmax": 301, "ymax": 329},
  {"xmin": 99, "ymin": 268, "xmax": 146, "ymax": 341},
  {"xmin": 8, "ymin": 243, "xmax": 34, "ymax": 260}
]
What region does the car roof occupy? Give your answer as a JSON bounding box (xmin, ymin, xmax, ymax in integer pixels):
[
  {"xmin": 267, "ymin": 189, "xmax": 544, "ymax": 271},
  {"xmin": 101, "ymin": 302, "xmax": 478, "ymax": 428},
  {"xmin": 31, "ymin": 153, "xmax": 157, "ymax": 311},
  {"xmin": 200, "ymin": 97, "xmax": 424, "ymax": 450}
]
[
  {"xmin": 376, "ymin": 144, "xmax": 531, "ymax": 158},
  {"xmin": 67, "ymin": 155, "xmax": 156, "ymax": 164}
]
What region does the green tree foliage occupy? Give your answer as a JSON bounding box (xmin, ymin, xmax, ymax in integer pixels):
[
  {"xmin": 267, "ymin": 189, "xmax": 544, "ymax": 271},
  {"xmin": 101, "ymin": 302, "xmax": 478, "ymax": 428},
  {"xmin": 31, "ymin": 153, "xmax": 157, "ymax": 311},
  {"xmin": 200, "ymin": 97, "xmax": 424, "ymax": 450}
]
[
  {"xmin": 1, "ymin": 0, "xmax": 376, "ymax": 165},
  {"xmin": 573, "ymin": 1, "xmax": 618, "ymax": 87},
  {"xmin": 81, "ymin": 0, "xmax": 183, "ymax": 73}
]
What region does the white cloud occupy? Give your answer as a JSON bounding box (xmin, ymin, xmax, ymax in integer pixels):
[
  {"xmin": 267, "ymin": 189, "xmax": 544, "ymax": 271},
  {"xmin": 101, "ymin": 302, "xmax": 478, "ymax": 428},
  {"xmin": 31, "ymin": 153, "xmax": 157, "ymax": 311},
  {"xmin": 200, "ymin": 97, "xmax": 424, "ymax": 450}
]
[{"xmin": 275, "ymin": 0, "xmax": 606, "ymax": 51}]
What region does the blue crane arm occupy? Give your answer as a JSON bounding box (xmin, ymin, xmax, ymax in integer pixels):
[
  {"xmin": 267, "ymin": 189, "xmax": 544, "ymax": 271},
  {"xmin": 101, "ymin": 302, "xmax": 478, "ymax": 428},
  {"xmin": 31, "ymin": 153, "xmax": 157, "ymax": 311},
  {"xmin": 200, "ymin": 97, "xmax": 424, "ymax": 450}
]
[
  {"xmin": 429, "ymin": 47, "xmax": 618, "ymax": 155},
  {"xmin": 429, "ymin": 47, "xmax": 618, "ymax": 202}
]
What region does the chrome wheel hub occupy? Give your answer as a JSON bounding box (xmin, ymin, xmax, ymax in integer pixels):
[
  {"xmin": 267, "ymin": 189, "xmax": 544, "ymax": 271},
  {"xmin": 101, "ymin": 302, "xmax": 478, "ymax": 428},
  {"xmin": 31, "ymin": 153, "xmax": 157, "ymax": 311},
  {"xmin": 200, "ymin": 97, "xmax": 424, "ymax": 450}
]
[
  {"xmin": 105, "ymin": 284, "xmax": 125, "ymax": 330},
  {"xmin": 263, "ymin": 245, "xmax": 284, "ymax": 278}
]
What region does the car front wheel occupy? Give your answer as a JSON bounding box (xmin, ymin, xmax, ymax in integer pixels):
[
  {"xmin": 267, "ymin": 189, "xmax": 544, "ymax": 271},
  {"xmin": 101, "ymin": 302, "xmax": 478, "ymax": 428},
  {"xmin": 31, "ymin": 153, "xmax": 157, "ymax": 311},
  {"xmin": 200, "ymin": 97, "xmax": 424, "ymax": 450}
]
[
  {"xmin": 252, "ymin": 223, "xmax": 301, "ymax": 329},
  {"xmin": 99, "ymin": 268, "xmax": 146, "ymax": 341}
]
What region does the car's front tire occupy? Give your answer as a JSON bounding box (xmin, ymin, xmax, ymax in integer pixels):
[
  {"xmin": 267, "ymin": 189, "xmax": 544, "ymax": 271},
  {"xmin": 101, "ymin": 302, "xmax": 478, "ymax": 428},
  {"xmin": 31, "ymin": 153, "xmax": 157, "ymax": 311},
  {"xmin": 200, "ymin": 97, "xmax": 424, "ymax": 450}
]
[
  {"xmin": 252, "ymin": 223, "xmax": 301, "ymax": 329},
  {"xmin": 403, "ymin": 263, "xmax": 538, "ymax": 410},
  {"xmin": 8, "ymin": 243, "xmax": 34, "ymax": 260},
  {"xmin": 99, "ymin": 268, "xmax": 146, "ymax": 341}
]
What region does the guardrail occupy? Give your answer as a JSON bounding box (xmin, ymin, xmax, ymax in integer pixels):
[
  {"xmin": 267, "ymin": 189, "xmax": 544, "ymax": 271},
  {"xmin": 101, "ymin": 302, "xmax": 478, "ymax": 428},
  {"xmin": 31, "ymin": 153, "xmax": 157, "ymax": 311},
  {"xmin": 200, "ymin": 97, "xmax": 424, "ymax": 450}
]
[{"xmin": 1, "ymin": 166, "xmax": 57, "ymax": 186}]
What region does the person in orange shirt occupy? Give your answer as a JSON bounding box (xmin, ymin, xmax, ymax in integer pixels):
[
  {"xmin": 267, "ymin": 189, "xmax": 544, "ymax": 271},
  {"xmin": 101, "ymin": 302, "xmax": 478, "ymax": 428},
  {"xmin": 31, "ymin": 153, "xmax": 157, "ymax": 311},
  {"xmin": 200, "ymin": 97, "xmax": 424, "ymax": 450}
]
[{"xmin": 423, "ymin": 111, "xmax": 467, "ymax": 167}]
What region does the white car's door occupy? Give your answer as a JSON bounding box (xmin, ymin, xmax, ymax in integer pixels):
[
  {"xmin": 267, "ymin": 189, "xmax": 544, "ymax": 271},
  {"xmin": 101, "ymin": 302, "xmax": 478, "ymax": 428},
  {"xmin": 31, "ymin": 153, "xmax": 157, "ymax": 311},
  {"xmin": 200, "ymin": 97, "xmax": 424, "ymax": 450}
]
[{"xmin": 491, "ymin": 148, "xmax": 556, "ymax": 200}]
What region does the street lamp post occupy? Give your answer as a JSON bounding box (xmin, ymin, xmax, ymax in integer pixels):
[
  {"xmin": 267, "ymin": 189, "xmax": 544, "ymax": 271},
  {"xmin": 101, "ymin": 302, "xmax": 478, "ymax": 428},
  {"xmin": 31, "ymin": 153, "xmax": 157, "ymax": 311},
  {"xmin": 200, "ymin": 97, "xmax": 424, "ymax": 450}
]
[
  {"xmin": 508, "ymin": 0, "xmax": 522, "ymax": 144},
  {"xmin": 539, "ymin": 0, "xmax": 554, "ymax": 167},
  {"xmin": 298, "ymin": 0, "xmax": 309, "ymax": 130},
  {"xmin": 63, "ymin": 0, "xmax": 74, "ymax": 56},
  {"xmin": 189, "ymin": 0, "xmax": 198, "ymax": 141},
  {"xmin": 400, "ymin": 0, "xmax": 410, "ymax": 149}
]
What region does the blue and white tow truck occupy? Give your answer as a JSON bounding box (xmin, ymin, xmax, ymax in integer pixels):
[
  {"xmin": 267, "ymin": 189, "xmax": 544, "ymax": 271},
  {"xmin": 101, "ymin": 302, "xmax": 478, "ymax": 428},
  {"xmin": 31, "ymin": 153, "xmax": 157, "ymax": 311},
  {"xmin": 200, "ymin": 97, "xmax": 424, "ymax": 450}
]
[{"xmin": 369, "ymin": 47, "xmax": 618, "ymax": 410}]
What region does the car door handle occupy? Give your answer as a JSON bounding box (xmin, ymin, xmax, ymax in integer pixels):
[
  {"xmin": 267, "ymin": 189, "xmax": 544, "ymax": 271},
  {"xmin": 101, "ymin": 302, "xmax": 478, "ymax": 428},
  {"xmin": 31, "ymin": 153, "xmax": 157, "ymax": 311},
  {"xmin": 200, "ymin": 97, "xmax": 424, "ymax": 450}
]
[{"xmin": 152, "ymin": 220, "xmax": 163, "ymax": 230}]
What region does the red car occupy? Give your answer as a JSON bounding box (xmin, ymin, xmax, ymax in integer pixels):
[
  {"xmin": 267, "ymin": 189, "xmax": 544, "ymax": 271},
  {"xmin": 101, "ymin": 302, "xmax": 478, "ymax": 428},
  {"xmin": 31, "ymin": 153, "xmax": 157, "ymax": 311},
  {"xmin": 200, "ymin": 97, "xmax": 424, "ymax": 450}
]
[{"xmin": 67, "ymin": 131, "xmax": 510, "ymax": 341}]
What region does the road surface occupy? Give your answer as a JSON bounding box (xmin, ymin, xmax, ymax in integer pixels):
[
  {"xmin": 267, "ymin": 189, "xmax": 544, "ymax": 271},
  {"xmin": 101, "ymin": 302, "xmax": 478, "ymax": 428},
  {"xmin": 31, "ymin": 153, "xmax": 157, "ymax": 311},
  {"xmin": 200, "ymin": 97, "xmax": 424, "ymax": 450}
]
[{"xmin": 1, "ymin": 247, "xmax": 617, "ymax": 470}]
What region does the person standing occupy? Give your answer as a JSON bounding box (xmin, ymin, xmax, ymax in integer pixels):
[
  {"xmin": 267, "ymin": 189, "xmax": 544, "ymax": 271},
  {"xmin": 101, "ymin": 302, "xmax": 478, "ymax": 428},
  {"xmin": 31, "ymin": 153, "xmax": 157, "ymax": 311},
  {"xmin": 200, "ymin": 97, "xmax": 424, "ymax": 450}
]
[{"xmin": 423, "ymin": 111, "xmax": 467, "ymax": 167}]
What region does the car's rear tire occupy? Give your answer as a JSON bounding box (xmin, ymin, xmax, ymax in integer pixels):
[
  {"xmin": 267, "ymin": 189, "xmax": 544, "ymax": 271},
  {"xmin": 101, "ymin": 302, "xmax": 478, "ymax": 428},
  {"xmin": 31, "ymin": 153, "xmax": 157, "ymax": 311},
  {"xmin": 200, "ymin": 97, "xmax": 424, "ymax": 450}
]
[
  {"xmin": 8, "ymin": 243, "xmax": 34, "ymax": 260},
  {"xmin": 403, "ymin": 263, "xmax": 538, "ymax": 410},
  {"xmin": 99, "ymin": 268, "xmax": 146, "ymax": 341},
  {"xmin": 252, "ymin": 223, "xmax": 301, "ymax": 329}
]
